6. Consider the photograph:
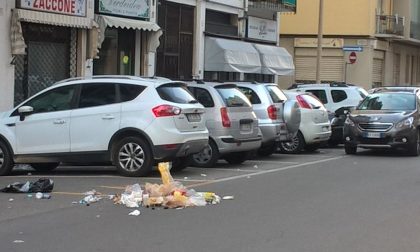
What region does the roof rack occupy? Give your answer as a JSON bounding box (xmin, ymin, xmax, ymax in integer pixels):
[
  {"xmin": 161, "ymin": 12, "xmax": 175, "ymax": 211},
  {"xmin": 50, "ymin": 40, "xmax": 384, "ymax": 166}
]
[
  {"xmin": 288, "ymin": 82, "xmax": 351, "ymax": 89},
  {"xmin": 54, "ymin": 75, "xmax": 171, "ymax": 85}
]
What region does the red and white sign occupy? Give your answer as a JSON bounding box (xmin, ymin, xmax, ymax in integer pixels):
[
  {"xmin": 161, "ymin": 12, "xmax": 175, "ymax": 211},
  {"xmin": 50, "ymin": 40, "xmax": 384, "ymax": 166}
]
[
  {"xmin": 19, "ymin": 0, "xmax": 86, "ymax": 16},
  {"xmin": 349, "ymin": 52, "xmax": 357, "ymax": 64}
]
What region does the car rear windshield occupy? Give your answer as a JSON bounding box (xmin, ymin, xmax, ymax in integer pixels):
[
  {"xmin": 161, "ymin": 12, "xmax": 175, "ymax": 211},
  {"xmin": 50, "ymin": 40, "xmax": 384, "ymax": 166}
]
[
  {"xmin": 266, "ymin": 85, "xmax": 287, "ymax": 103},
  {"xmin": 358, "ymin": 93, "xmax": 416, "ymax": 111},
  {"xmin": 216, "ymin": 85, "xmax": 251, "ymax": 107},
  {"xmin": 302, "ymin": 94, "xmax": 325, "ymax": 109},
  {"xmin": 156, "ymin": 83, "xmax": 197, "ymax": 104},
  {"xmin": 357, "ymin": 88, "xmax": 368, "ymax": 98}
]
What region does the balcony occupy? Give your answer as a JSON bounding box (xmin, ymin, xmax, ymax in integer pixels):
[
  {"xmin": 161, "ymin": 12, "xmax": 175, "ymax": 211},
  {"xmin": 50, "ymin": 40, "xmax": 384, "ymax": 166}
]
[
  {"xmin": 375, "ymin": 15, "xmax": 404, "ymax": 37},
  {"xmin": 248, "ymin": 0, "xmax": 297, "ymax": 13}
]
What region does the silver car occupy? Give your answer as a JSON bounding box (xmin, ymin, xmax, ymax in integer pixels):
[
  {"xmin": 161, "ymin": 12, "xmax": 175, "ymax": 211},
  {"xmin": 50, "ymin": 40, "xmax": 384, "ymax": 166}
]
[
  {"xmin": 235, "ymin": 82, "xmax": 301, "ymax": 156},
  {"xmin": 187, "ymin": 82, "xmax": 262, "ymax": 167}
]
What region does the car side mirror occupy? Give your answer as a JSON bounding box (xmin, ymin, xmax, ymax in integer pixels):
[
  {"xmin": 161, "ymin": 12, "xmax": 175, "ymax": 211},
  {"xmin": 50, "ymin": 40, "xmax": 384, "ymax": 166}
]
[{"xmin": 18, "ymin": 106, "xmax": 34, "ymax": 121}]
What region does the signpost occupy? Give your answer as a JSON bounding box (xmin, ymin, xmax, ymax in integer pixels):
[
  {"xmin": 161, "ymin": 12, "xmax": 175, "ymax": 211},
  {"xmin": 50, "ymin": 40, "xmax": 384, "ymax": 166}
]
[
  {"xmin": 349, "ymin": 52, "xmax": 357, "ymax": 64},
  {"xmin": 343, "ymin": 46, "xmax": 363, "ymax": 52}
]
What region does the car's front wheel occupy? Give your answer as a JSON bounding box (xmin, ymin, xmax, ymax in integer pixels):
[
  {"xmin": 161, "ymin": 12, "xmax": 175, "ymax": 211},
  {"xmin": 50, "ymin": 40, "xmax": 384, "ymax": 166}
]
[
  {"xmin": 407, "ymin": 130, "xmax": 420, "ymax": 156},
  {"xmin": 189, "ymin": 140, "xmax": 219, "ymax": 168},
  {"xmin": 278, "ymin": 131, "xmax": 305, "ymax": 154},
  {"xmin": 0, "ymin": 141, "xmax": 14, "ymax": 176},
  {"xmin": 113, "ymin": 137, "xmax": 153, "ymax": 177}
]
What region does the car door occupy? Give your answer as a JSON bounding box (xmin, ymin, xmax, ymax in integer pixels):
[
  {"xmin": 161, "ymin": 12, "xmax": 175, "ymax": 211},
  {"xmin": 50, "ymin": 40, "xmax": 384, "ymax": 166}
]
[
  {"xmin": 70, "ymin": 82, "xmax": 121, "ymax": 152},
  {"xmin": 14, "ymin": 84, "xmax": 77, "ymax": 154}
]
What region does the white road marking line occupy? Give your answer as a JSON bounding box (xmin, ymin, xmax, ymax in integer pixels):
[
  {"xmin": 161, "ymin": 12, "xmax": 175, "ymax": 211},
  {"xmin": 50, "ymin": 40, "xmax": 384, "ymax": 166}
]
[
  {"xmin": 202, "ymin": 168, "xmax": 257, "ymax": 172},
  {"xmin": 246, "ymin": 160, "xmax": 300, "ymax": 164}
]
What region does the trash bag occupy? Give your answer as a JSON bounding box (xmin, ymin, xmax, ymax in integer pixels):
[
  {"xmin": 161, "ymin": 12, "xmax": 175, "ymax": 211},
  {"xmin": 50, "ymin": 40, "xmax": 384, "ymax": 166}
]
[{"xmin": 0, "ymin": 178, "xmax": 54, "ymax": 193}]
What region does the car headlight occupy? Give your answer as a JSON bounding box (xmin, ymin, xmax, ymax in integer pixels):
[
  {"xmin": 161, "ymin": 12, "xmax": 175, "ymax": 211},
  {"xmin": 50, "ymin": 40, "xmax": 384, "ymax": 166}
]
[
  {"xmin": 344, "ymin": 117, "xmax": 355, "ymax": 126},
  {"xmin": 396, "ymin": 117, "xmax": 414, "ymax": 129}
]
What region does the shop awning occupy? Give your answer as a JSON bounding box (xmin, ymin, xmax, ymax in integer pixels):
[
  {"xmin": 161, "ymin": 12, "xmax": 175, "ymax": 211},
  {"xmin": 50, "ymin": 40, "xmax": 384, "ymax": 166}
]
[
  {"xmin": 253, "ymin": 44, "xmax": 295, "ymax": 76},
  {"xmin": 95, "ymin": 14, "xmax": 161, "ymax": 48},
  {"xmin": 10, "ymin": 8, "xmax": 93, "ymax": 55},
  {"xmin": 204, "ymin": 37, "xmax": 261, "ymax": 74}
]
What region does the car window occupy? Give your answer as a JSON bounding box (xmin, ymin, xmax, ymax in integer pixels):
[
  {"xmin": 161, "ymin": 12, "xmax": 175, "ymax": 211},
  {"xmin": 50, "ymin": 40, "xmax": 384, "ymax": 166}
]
[
  {"xmin": 216, "ymin": 86, "xmax": 251, "ymax": 107},
  {"xmin": 331, "ymin": 90, "xmax": 347, "ymax": 103},
  {"xmin": 305, "ymin": 89, "xmax": 328, "ymax": 104},
  {"xmin": 78, "ymin": 83, "xmax": 117, "ymax": 108},
  {"xmin": 188, "ymin": 87, "xmax": 214, "ymax": 107},
  {"xmin": 302, "ymin": 94, "xmax": 325, "ymax": 109},
  {"xmin": 266, "ymin": 85, "xmax": 287, "ymax": 103},
  {"xmin": 119, "ymin": 84, "xmax": 146, "ymax": 102},
  {"xmin": 157, "ymin": 83, "xmax": 197, "ymax": 104},
  {"xmin": 358, "ymin": 93, "xmax": 416, "ymax": 111},
  {"xmin": 238, "ymin": 87, "xmax": 261, "ymax": 104},
  {"xmin": 357, "ymin": 88, "xmax": 368, "ymax": 98},
  {"xmin": 21, "ymin": 85, "xmax": 77, "ymax": 114}
]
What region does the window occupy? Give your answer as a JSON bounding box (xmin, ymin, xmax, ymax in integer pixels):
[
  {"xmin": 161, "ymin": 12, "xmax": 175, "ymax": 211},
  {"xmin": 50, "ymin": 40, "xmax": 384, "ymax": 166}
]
[
  {"xmin": 331, "ymin": 90, "xmax": 348, "ymax": 103},
  {"xmin": 21, "ymin": 85, "xmax": 76, "ymax": 114},
  {"xmin": 119, "ymin": 84, "xmax": 146, "ymax": 102},
  {"xmin": 189, "ymin": 87, "xmax": 214, "ymax": 107},
  {"xmin": 238, "ymin": 87, "xmax": 261, "ymax": 104},
  {"xmin": 302, "ymin": 94, "xmax": 325, "ymax": 109},
  {"xmin": 266, "ymin": 86, "xmax": 287, "ymax": 103},
  {"xmin": 216, "ymin": 85, "xmax": 251, "ymax": 107},
  {"xmin": 78, "ymin": 83, "xmax": 117, "ymax": 108},
  {"xmin": 157, "ymin": 83, "xmax": 197, "ymax": 104},
  {"xmin": 358, "ymin": 93, "xmax": 416, "ymax": 111},
  {"xmin": 305, "ymin": 89, "xmax": 328, "ymax": 104}
]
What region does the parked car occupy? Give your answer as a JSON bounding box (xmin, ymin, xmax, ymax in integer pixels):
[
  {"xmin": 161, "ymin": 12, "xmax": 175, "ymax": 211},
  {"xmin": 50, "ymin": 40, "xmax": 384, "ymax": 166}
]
[
  {"xmin": 343, "ymin": 86, "xmax": 420, "ymax": 156},
  {"xmin": 0, "ymin": 76, "xmax": 209, "ymax": 176},
  {"xmin": 186, "ymin": 82, "xmax": 262, "ymax": 167},
  {"xmin": 278, "ymin": 91, "xmax": 331, "ymax": 153},
  {"xmin": 235, "ymin": 82, "xmax": 301, "ymax": 156},
  {"xmin": 289, "ymin": 83, "xmax": 368, "ymax": 145}
]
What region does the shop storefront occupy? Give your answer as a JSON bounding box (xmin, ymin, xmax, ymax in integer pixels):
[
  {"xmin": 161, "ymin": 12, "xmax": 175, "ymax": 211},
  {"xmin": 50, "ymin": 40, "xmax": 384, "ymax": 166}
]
[
  {"xmin": 11, "ymin": 0, "xmax": 93, "ymax": 105},
  {"xmin": 93, "ymin": 0, "xmax": 161, "ymax": 77}
]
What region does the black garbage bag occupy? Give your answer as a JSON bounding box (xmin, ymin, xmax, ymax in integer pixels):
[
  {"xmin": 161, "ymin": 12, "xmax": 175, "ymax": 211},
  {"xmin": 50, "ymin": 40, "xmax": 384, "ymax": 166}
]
[{"xmin": 0, "ymin": 178, "xmax": 54, "ymax": 193}]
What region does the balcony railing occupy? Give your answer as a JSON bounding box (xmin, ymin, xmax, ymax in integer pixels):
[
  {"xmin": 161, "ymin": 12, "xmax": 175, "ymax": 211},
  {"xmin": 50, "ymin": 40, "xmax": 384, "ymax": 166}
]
[
  {"xmin": 248, "ymin": 0, "xmax": 297, "ymax": 13},
  {"xmin": 376, "ymin": 15, "xmax": 404, "ymax": 37}
]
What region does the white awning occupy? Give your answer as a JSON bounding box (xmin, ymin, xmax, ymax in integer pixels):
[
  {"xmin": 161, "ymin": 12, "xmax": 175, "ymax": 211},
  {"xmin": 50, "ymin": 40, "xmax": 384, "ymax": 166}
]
[
  {"xmin": 204, "ymin": 37, "xmax": 261, "ymax": 74},
  {"xmin": 253, "ymin": 44, "xmax": 295, "ymax": 76},
  {"xmin": 95, "ymin": 14, "xmax": 161, "ymax": 50}
]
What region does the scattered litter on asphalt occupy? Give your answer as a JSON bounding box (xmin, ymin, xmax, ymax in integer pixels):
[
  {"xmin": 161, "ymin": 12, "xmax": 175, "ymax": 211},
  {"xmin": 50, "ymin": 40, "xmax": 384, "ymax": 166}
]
[
  {"xmin": 128, "ymin": 210, "xmax": 141, "ymax": 216},
  {"xmin": 183, "ymin": 177, "xmax": 188, "ymax": 180},
  {"xmin": 247, "ymin": 175, "xmax": 251, "ymax": 179},
  {"xmin": 222, "ymin": 196, "xmax": 234, "ymax": 200},
  {"xmin": 200, "ymin": 173, "xmax": 207, "ymax": 177},
  {"xmin": 0, "ymin": 178, "xmax": 54, "ymax": 193},
  {"xmin": 253, "ymin": 165, "xmax": 258, "ymax": 169},
  {"xmin": 13, "ymin": 240, "xmax": 24, "ymax": 243},
  {"xmin": 71, "ymin": 201, "xmax": 78, "ymax": 204},
  {"xmin": 35, "ymin": 192, "xmax": 51, "ymax": 199},
  {"xmin": 8, "ymin": 198, "xmax": 14, "ymax": 202},
  {"xmin": 114, "ymin": 183, "xmax": 143, "ymax": 208},
  {"xmin": 27, "ymin": 194, "xmax": 33, "ymax": 198},
  {"xmin": 27, "ymin": 173, "xmax": 32, "ymax": 176},
  {"xmin": 96, "ymin": 215, "xmax": 101, "ymax": 218}
]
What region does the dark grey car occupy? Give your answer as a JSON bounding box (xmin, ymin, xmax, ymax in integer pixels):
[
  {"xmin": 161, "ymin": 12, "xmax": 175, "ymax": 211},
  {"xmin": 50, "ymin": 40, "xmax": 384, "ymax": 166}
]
[{"xmin": 343, "ymin": 87, "xmax": 420, "ymax": 156}]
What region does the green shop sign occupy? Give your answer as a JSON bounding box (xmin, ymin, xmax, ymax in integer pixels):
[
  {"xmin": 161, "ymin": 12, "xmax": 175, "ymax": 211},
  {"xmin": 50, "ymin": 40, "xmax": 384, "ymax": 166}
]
[{"xmin": 98, "ymin": 0, "xmax": 149, "ymax": 19}]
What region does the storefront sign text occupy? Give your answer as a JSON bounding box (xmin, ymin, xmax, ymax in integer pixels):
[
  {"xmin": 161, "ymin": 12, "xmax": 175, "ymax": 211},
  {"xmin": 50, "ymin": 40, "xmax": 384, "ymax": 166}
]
[
  {"xmin": 98, "ymin": 0, "xmax": 149, "ymax": 19},
  {"xmin": 20, "ymin": 0, "xmax": 86, "ymax": 16},
  {"xmin": 247, "ymin": 16, "xmax": 277, "ymax": 43},
  {"xmin": 294, "ymin": 38, "xmax": 344, "ymax": 48}
]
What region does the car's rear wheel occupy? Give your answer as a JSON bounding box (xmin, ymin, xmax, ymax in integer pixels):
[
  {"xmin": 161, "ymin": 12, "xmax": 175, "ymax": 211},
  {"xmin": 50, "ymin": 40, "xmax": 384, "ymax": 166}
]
[
  {"xmin": 278, "ymin": 131, "xmax": 305, "ymax": 154},
  {"xmin": 189, "ymin": 140, "xmax": 219, "ymax": 168},
  {"xmin": 113, "ymin": 136, "xmax": 153, "ymax": 177},
  {"xmin": 407, "ymin": 130, "xmax": 420, "ymax": 156},
  {"xmin": 224, "ymin": 151, "xmax": 250, "ymax": 165},
  {"xmin": 344, "ymin": 144, "xmax": 357, "ymax": 154},
  {"xmin": 0, "ymin": 141, "xmax": 14, "ymax": 176},
  {"xmin": 257, "ymin": 142, "xmax": 277, "ymax": 157},
  {"xmin": 30, "ymin": 163, "xmax": 60, "ymax": 172}
]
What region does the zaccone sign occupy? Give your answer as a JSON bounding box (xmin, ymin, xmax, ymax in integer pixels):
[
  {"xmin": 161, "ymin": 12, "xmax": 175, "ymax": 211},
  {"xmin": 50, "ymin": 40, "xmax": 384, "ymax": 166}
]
[{"xmin": 19, "ymin": 0, "xmax": 87, "ymax": 16}]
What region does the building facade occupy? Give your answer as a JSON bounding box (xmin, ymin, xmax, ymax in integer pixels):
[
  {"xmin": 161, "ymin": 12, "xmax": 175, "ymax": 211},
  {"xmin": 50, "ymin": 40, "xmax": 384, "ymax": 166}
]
[
  {"xmin": 156, "ymin": 0, "xmax": 296, "ymax": 82},
  {"xmin": 279, "ymin": 0, "xmax": 420, "ymax": 90}
]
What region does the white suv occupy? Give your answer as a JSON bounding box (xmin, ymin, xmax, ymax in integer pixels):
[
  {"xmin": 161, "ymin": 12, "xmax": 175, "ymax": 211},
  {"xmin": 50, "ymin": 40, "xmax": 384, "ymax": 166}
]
[
  {"xmin": 288, "ymin": 83, "xmax": 368, "ymax": 113},
  {"xmin": 0, "ymin": 76, "xmax": 209, "ymax": 177}
]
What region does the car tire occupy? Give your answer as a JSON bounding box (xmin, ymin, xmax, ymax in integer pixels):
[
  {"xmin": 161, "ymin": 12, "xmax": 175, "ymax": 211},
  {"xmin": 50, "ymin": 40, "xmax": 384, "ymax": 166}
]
[
  {"xmin": 407, "ymin": 130, "xmax": 420, "ymax": 156},
  {"xmin": 304, "ymin": 143, "xmax": 320, "ymax": 152},
  {"xmin": 257, "ymin": 142, "xmax": 277, "ymax": 157},
  {"xmin": 189, "ymin": 140, "xmax": 219, "ymax": 168},
  {"xmin": 170, "ymin": 157, "xmax": 190, "ymax": 172},
  {"xmin": 30, "ymin": 163, "xmax": 60, "ymax": 172},
  {"xmin": 224, "ymin": 151, "xmax": 250, "ymax": 165},
  {"xmin": 0, "ymin": 141, "xmax": 14, "ymax": 176},
  {"xmin": 344, "ymin": 144, "xmax": 357, "ymax": 155},
  {"xmin": 278, "ymin": 131, "xmax": 305, "ymax": 154},
  {"xmin": 113, "ymin": 136, "xmax": 153, "ymax": 177}
]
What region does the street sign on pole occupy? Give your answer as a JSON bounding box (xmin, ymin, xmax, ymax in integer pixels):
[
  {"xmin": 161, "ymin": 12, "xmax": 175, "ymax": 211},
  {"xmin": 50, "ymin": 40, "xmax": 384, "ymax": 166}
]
[
  {"xmin": 349, "ymin": 52, "xmax": 357, "ymax": 64},
  {"xmin": 343, "ymin": 46, "xmax": 363, "ymax": 52}
]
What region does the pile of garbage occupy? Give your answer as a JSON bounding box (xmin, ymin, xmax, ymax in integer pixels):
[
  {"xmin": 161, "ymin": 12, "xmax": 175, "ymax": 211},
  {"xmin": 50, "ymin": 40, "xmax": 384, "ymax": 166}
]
[{"xmin": 113, "ymin": 162, "xmax": 221, "ymax": 209}]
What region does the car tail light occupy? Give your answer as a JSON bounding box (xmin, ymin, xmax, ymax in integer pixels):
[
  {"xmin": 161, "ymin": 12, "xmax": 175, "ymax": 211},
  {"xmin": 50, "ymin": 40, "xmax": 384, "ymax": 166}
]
[
  {"xmin": 267, "ymin": 105, "xmax": 277, "ymax": 120},
  {"xmin": 296, "ymin": 95, "xmax": 312, "ymax": 109},
  {"xmin": 152, "ymin": 105, "xmax": 181, "ymax": 117},
  {"xmin": 220, "ymin": 107, "xmax": 231, "ymax": 127}
]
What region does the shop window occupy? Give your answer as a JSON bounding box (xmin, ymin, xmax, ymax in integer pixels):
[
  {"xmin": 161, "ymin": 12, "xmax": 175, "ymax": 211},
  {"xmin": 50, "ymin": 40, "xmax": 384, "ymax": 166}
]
[
  {"xmin": 331, "ymin": 90, "xmax": 347, "ymax": 103},
  {"xmin": 244, "ymin": 73, "xmax": 274, "ymax": 83},
  {"xmin": 204, "ymin": 71, "xmax": 240, "ymax": 82},
  {"xmin": 205, "ymin": 10, "xmax": 238, "ymax": 36}
]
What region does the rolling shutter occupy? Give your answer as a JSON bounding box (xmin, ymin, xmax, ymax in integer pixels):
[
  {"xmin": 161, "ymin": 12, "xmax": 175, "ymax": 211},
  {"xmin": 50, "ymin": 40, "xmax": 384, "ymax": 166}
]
[{"xmin": 295, "ymin": 55, "xmax": 343, "ymax": 82}]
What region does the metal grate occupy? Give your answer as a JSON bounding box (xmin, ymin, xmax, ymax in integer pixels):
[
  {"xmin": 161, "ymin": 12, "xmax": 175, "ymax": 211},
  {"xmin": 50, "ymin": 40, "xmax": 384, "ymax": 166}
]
[
  {"xmin": 14, "ymin": 55, "xmax": 26, "ymax": 106},
  {"xmin": 358, "ymin": 123, "xmax": 393, "ymax": 132},
  {"xmin": 70, "ymin": 28, "xmax": 77, "ymax": 78}
]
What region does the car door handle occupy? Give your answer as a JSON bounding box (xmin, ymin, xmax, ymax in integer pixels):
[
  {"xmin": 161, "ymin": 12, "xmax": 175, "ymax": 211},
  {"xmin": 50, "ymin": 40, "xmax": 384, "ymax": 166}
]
[
  {"xmin": 102, "ymin": 115, "xmax": 115, "ymax": 120},
  {"xmin": 53, "ymin": 119, "xmax": 65, "ymax": 125}
]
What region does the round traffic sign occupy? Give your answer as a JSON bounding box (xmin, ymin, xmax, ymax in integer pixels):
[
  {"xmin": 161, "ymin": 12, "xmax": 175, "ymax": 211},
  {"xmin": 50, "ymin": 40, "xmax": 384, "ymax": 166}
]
[{"xmin": 349, "ymin": 52, "xmax": 357, "ymax": 64}]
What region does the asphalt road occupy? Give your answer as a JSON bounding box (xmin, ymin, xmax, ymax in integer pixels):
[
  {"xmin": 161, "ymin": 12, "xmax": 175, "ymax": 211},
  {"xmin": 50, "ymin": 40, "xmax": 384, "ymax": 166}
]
[{"xmin": 1, "ymin": 147, "xmax": 420, "ymax": 252}]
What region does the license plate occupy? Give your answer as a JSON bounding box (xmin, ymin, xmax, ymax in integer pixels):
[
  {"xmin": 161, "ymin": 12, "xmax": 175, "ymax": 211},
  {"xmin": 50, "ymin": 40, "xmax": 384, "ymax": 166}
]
[
  {"xmin": 364, "ymin": 132, "xmax": 382, "ymax": 138},
  {"xmin": 241, "ymin": 123, "xmax": 252, "ymax": 131},
  {"xmin": 186, "ymin": 113, "xmax": 201, "ymax": 122}
]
